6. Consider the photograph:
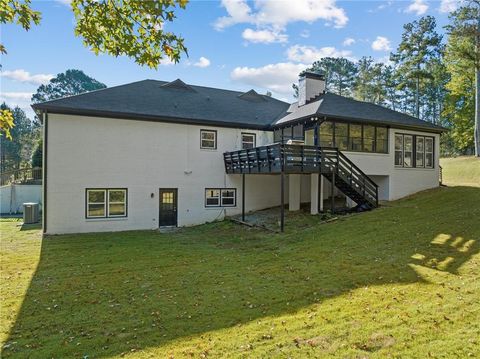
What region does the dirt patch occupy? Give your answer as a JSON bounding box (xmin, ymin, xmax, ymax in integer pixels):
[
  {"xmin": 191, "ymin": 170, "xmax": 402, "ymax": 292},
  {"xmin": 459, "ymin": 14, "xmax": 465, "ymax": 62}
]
[{"xmin": 355, "ymin": 333, "xmax": 395, "ymax": 352}]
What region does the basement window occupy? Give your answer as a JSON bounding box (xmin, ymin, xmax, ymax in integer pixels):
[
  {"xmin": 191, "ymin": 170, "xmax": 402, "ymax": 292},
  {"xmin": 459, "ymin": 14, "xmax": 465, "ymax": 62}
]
[
  {"xmin": 86, "ymin": 188, "xmax": 127, "ymax": 218},
  {"xmin": 205, "ymin": 188, "xmax": 237, "ymax": 207},
  {"xmin": 200, "ymin": 129, "xmax": 217, "ymax": 149}
]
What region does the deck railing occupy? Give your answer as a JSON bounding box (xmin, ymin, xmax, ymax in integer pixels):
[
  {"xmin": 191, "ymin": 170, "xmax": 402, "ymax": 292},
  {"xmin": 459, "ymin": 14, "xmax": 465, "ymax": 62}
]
[
  {"xmin": 0, "ymin": 167, "xmax": 42, "ymax": 186},
  {"xmin": 224, "ymin": 144, "xmax": 378, "ymax": 207}
]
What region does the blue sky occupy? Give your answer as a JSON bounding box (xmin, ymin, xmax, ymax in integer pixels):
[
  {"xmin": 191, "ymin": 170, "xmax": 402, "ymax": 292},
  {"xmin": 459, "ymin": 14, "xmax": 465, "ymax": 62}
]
[{"xmin": 1, "ymin": 0, "xmax": 458, "ymax": 119}]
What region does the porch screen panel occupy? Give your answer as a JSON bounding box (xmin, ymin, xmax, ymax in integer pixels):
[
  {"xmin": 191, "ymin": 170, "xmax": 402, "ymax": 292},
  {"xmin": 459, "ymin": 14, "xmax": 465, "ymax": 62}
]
[
  {"xmin": 349, "ymin": 124, "xmax": 362, "ymax": 151},
  {"xmin": 363, "ymin": 125, "xmax": 375, "ymax": 152},
  {"xmin": 319, "ymin": 121, "xmax": 333, "ymax": 147},
  {"xmin": 334, "ymin": 122, "xmax": 348, "ymax": 150}
]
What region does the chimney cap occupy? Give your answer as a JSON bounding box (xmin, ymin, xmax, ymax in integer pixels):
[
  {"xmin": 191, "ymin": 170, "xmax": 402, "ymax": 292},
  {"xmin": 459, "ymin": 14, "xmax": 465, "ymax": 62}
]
[{"xmin": 300, "ymin": 71, "xmax": 325, "ymax": 81}]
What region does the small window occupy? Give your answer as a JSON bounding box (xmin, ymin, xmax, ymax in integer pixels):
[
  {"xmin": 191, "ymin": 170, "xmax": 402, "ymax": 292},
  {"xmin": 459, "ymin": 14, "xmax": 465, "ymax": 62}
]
[
  {"xmin": 394, "ymin": 134, "xmax": 403, "ymax": 166},
  {"xmin": 86, "ymin": 188, "xmax": 127, "ymax": 218},
  {"xmin": 425, "ymin": 137, "xmax": 434, "ymax": 168},
  {"xmin": 241, "ymin": 133, "xmax": 256, "ymax": 149},
  {"xmin": 221, "ymin": 189, "xmax": 236, "ymax": 207},
  {"xmin": 416, "ymin": 137, "xmax": 425, "ymax": 168},
  {"xmin": 200, "ymin": 129, "xmax": 217, "ymax": 149},
  {"xmin": 205, "ymin": 189, "xmax": 220, "ymax": 207}
]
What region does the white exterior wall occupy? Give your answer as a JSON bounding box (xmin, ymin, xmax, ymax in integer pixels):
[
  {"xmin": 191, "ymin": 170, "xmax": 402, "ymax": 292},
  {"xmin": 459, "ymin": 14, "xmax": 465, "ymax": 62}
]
[{"xmin": 45, "ymin": 114, "xmax": 281, "ymax": 234}]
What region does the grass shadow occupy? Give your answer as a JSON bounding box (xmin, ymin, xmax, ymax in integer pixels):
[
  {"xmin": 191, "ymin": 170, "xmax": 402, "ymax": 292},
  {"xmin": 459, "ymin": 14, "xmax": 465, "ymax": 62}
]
[{"xmin": 2, "ymin": 186, "xmax": 479, "ymax": 358}]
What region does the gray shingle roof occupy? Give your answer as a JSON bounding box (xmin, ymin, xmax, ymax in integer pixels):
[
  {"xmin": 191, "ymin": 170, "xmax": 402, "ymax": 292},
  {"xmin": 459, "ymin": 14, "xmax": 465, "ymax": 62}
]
[
  {"xmin": 275, "ymin": 93, "xmax": 446, "ymax": 132},
  {"xmin": 32, "ymin": 79, "xmax": 290, "ymax": 129}
]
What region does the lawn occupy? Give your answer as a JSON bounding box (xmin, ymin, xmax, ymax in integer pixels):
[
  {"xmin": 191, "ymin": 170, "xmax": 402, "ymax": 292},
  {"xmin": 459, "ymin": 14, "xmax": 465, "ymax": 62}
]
[
  {"xmin": 440, "ymin": 156, "xmax": 480, "ymax": 187},
  {"xmin": 1, "ymin": 175, "xmax": 479, "ymax": 358}
]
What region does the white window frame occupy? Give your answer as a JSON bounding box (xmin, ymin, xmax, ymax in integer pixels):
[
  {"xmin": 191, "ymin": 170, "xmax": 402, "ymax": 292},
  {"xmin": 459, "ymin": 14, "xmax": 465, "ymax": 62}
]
[
  {"xmin": 220, "ymin": 189, "xmax": 236, "ymax": 207},
  {"xmin": 107, "ymin": 189, "xmax": 127, "ymax": 217},
  {"xmin": 416, "ymin": 136, "xmax": 425, "ymax": 168},
  {"xmin": 394, "ymin": 134, "xmax": 403, "ymax": 167},
  {"xmin": 205, "ymin": 189, "xmax": 221, "ymax": 207},
  {"xmin": 425, "ymin": 137, "xmax": 434, "ymax": 168},
  {"xmin": 200, "ymin": 129, "xmax": 217, "ymax": 150},
  {"xmin": 86, "ymin": 189, "xmax": 107, "ymax": 218},
  {"xmin": 403, "ymin": 135, "xmax": 413, "ymax": 168},
  {"xmin": 241, "ymin": 133, "xmax": 256, "ymax": 149}
]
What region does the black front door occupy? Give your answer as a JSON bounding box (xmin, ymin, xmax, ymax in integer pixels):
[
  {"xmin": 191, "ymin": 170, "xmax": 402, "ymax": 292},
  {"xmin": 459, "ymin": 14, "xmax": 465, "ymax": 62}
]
[{"xmin": 159, "ymin": 189, "xmax": 177, "ymax": 226}]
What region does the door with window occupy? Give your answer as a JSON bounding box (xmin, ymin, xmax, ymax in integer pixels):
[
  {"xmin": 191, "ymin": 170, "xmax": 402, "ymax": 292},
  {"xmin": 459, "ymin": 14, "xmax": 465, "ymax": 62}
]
[{"xmin": 159, "ymin": 189, "xmax": 177, "ymax": 226}]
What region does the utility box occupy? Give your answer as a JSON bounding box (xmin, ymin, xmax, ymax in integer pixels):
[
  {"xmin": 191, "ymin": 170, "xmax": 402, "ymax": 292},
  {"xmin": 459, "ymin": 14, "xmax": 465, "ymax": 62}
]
[{"xmin": 23, "ymin": 202, "xmax": 39, "ymax": 224}]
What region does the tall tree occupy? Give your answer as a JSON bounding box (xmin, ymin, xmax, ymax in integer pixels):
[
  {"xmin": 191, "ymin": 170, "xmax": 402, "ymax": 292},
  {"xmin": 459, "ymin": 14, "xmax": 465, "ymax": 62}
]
[
  {"xmin": 0, "ymin": 103, "xmax": 40, "ymax": 171},
  {"xmin": 353, "ymin": 57, "xmax": 385, "ymax": 105},
  {"xmin": 391, "ymin": 16, "xmax": 443, "ymax": 119},
  {"xmin": 445, "ymin": 0, "xmax": 480, "ymax": 156},
  {"xmin": 32, "ymin": 69, "xmax": 107, "ymax": 104}
]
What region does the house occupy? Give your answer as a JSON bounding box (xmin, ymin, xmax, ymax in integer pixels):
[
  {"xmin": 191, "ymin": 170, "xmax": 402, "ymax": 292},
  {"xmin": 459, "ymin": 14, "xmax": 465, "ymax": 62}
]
[{"xmin": 32, "ymin": 72, "xmax": 446, "ymax": 234}]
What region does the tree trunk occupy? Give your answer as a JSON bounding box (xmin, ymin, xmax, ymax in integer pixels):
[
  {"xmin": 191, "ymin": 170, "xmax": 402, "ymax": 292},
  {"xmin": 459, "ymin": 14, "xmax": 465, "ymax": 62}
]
[
  {"xmin": 415, "ymin": 74, "xmax": 420, "ymax": 119},
  {"xmin": 475, "ymin": 64, "xmax": 480, "ymax": 157}
]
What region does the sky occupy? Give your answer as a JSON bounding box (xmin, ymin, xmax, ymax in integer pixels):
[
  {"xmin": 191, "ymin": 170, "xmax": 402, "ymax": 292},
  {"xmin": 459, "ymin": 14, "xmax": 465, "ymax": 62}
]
[{"xmin": 0, "ymin": 0, "xmax": 459, "ymax": 120}]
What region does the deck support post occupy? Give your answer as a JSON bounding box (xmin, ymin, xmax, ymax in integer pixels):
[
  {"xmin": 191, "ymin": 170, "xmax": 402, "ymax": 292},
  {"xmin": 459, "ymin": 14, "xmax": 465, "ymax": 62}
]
[
  {"xmin": 310, "ymin": 174, "xmax": 319, "ymax": 215},
  {"xmin": 242, "ymin": 173, "xmax": 246, "ymax": 221},
  {"xmin": 331, "ymin": 172, "xmax": 335, "ymax": 214},
  {"xmin": 280, "ymin": 171, "xmax": 285, "ymax": 232},
  {"xmin": 319, "ymin": 175, "xmax": 324, "ymax": 212}
]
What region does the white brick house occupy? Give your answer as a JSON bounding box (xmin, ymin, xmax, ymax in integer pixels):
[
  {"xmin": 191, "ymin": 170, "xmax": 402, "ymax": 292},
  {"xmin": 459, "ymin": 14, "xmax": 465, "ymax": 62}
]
[{"xmin": 33, "ymin": 73, "xmax": 445, "ymax": 234}]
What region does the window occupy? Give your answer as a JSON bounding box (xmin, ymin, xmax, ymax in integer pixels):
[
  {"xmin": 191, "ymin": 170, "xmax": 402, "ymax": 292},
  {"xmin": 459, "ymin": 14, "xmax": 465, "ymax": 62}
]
[
  {"xmin": 205, "ymin": 189, "xmax": 220, "ymax": 207},
  {"xmin": 394, "ymin": 134, "xmax": 403, "ymax": 166},
  {"xmin": 293, "ymin": 124, "xmax": 303, "ymax": 139},
  {"xmin": 319, "ymin": 121, "xmax": 334, "ymax": 147},
  {"xmin": 205, "ymin": 188, "xmax": 236, "ymax": 207},
  {"xmin": 200, "ymin": 129, "xmax": 217, "ymax": 149},
  {"xmin": 416, "ymin": 137, "xmax": 424, "ymax": 167},
  {"xmin": 404, "ymin": 135, "xmax": 413, "ymax": 167},
  {"xmin": 274, "ymin": 128, "xmax": 282, "ymax": 143},
  {"xmin": 395, "ymin": 133, "xmax": 434, "ymax": 169},
  {"xmin": 304, "ymin": 128, "xmax": 315, "ymax": 146},
  {"xmin": 425, "ymin": 137, "xmax": 434, "ymax": 168},
  {"xmin": 376, "ymin": 127, "xmax": 388, "ymax": 153},
  {"xmin": 334, "ymin": 122, "xmax": 348, "ymax": 151},
  {"xmin": 241, "ymin": 133, "xmax": 256, "ymax": 149},
  {"xmin": 86, "ymin": 189, "xmax": 127, "ymax": 218},
  {"xmin": 283, "ymin": 126, "xmax": 293, "ymax": 142},
  {"xmin": 363, "ymin": 125, "xmax": 375, "ymax": 152},
  {"xmin": 221, "ymin": 189, "xmax": 236, "ymax": 206},
  {"xmin": 349, "ymin": 124, "xmax": 362, "ymax": 151}
]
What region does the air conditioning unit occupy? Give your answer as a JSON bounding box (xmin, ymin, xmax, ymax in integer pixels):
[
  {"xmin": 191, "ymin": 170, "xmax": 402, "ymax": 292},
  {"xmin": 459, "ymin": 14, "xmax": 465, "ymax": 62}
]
[{"xmin": 23, "ymin": 202, "xmax": 39, "ymax": 224}]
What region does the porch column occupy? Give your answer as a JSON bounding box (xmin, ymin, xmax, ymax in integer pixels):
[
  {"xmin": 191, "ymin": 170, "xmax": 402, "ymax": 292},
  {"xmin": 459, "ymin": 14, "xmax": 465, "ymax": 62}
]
[
  {"xmin": 310, "ymin": 174, "xmax": 319, "ymax": 215},
  {"xmin": 289, "ymin": 174, "xmax": 301, "ymax": 211}
]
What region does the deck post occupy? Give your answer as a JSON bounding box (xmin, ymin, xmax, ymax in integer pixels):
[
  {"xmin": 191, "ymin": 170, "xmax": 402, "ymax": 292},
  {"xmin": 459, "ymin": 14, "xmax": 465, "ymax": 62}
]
[
  {"xmin": 280, "ymin": 171, "xmax": 285, "ymax": 232},
  {"xmin": 331, "ymin": 171, "xmax": 335, "ymax": 214},
  {"xmin": 242, "ymin": 173, "xmax": 245, "ymax": 221},
  {"xmin": 318, "ymin": 148, "xmax": 323, "ymax": 212}
]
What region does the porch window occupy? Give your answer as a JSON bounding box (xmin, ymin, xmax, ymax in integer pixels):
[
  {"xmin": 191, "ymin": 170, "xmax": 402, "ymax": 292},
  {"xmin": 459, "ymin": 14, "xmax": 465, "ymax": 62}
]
[
  {"xmin": 416, "ymin": 137, "xmax": 424, "ymax": 167},
  {"xmin": 334, "ymin": 122, "xmax": 348, "ymax": 151},
  {"xmin": 403, "ymin": 135, "xmax": 413, "ymax": 167},
  {"xmin": 319, "ymin": 121, "xmax": 334, "ymax": 147},
  {"xmin": 425, "ymin": 137, "xmax": 434, "ymax": 168},
  {"xmin": 394, "ymin": 134, "xmax": 403, "ymax": 166},
  {"xmin": 349, "ymin": 124, "xmax": 362, "ymax": 151},
  {"xmin": 200, "ymin": 129, "xmax": 217, "ymax": 149},
  {"xmin": 363, "ymin": 125, "xmax": 375, "ymax": 152},
  {"xmin": 304, "ymin": 128, "xmax": 315, "ymax": 146},
  {"xmin": 376, "ymin": 127, "xmax": 388, "ymax": 153},
  {"xmin": 241, "ymin": 133, "xmax": 256, "ymax": 149}
]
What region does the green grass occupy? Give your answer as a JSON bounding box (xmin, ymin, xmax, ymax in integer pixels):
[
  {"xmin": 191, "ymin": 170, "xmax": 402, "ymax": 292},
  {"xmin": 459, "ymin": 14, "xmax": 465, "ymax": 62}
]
[
  {"xmin": 1, "ymin": 189, "xmax": 479, "ymax": 357},
  {"xmin": 440, "ymin": 156, "xmax": 480, "ymax": 187}
]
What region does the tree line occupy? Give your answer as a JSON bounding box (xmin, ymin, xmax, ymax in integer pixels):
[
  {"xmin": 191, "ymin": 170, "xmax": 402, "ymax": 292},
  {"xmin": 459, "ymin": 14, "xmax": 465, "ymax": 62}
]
[{"xmin": 294, "ymin": 4, "xmax": 479, "ymax": 157}]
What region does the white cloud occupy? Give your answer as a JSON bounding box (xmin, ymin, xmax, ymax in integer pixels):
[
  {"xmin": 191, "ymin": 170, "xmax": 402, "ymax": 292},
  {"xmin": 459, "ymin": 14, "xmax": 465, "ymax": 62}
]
[
  {"xmin": 371, "ymin": 36, "xmax": 391, "ymax": 51},
  {"xmin": 1, "ymin": 69, "xmax": 53, "ymax": 85},
  {"xmin": 215, "ymin": 0, "xmax": 348, "ymax": 30},
  {"xmin": 0, "ymin": 92, "xmax": 33, "ymax": 101},
  {"xmin": 242, "ymin": 28, "xmax": 288, "ymax": 43},
  {"xmin": 55, "ymin": 0, "xmax": 71, "ymax": 5},
  {"xmin": 439, "ymin": 0, "xmax": 460, "ymax": 13},
  {"xmin": 405, "ymin": 0, "xmax": 428, "ymax": 16},
  {"xmin": 231, "ymin": 62, "xmax": 308, "ymax": 94},
  {"xmin": 286, "ymin": 44, "xmax": 353, "ymax": 63},
  {"xmin": 193, "ymin": 57, "xmax": 211, "ymax": 68},
  {"xmin": 0, "ymin": 92, "xmax": 35, "ymax": 118},
  {"xmin": 343, "ymin": 37, "xmax": 355, "ymax": 46}
]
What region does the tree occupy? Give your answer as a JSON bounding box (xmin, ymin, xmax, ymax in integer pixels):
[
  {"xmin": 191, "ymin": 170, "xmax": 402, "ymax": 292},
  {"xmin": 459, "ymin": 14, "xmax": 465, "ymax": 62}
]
[
  {"xmin": 0, "ymin": 108, "xmax": 15, "ymax": 140},
  {"xmin": 32, "ymin": 69, "xmax": 107, "ymax": 103},
  {"xmin": 391, "ymin": 16, "xmax": 443, "ymax": 119},
  {"xmin": 354, "ymin": 57, "xmax": 385, "ymax": 104},
  {"xmin": 1, "ymin": 0, "xmax": 188, "ymax": 68},
  {"xmin": 0, "ymin": 103, "xmax": 40, "ymax": 171},
  {"xmin": 31, "ymin": 139, "xmax": 42, "ymax": 168},
  {"xmin": 445, "ymin": 1, "xmax": 480, "ymax": 156}
]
